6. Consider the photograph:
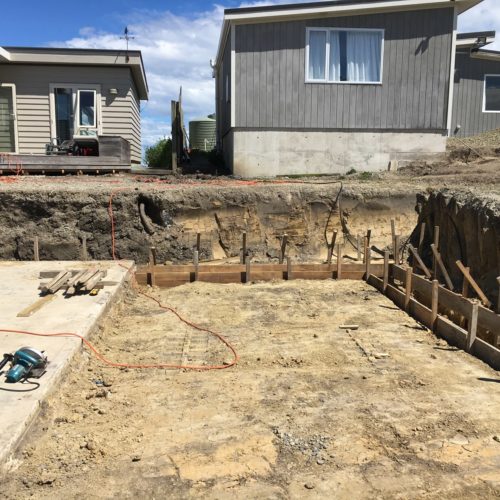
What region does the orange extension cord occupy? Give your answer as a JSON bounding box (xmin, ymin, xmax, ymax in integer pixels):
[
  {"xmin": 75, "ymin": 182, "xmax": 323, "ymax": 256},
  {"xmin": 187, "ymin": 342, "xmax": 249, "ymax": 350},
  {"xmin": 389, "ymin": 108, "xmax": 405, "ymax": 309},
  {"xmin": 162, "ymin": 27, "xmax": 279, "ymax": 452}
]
[{"xmin": 0, "ymin": 186, "xmax": 240, "ymax": 371}]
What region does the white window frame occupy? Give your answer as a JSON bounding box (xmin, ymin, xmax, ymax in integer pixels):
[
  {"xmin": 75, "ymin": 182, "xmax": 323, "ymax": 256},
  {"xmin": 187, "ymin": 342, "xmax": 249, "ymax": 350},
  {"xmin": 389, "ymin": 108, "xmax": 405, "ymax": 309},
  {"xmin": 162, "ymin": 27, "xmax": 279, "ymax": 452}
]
[
  {"xmin": 305, "ymin": 27, "xmax": 385, "ymax": 85},
  {"xmin": 49, "ymin": 83, "xmax": 102, "ymax": 140},
  {"xmin": 77, "ymin": 89, "xmax": 98, "ymax": 129},
  {"xmin": 482, "ymin": 74, "xmax": 500, "ymax": 113},
  {"xmin": 0, "ymin": 83, "xmax": 19, "ymax": 154}
]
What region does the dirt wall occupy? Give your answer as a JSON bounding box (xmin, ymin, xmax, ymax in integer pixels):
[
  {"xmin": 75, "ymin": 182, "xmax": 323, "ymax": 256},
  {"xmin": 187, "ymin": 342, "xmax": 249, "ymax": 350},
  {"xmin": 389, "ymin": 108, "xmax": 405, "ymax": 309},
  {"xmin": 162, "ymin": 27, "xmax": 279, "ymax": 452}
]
[
  {"xmin": 414, "ymin": 190, "xmax": 500, "ymax": 304},
  {"xmin": 0, "ymin": 185, "xmax": 417, "ymax": 265}
]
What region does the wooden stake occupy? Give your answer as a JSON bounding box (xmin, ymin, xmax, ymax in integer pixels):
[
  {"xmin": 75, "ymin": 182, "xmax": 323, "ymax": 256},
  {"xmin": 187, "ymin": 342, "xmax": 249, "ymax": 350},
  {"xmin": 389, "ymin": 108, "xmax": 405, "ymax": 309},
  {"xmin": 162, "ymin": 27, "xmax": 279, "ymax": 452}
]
[
  {"xmin": 431, "ymin": 279, "xmax": 439, "ymax": 332},
  {"xmin": 394, "ymin": 235, "xmax": 401, "ymax": 265},
  {"xmin": 365, "ymin": 247, "xmax": 371, "ymax": 281},
  {"xmin": 193, "ymin": 250, "xmax": 199, "ymax": 282},
  {"xmin": 33, "ymin": 236, "xmax": 39, "ymax": 262},
  {"xmin": 418, "ymin": 222, "xmax": 426, "ymax": 255},
  {"xmin": 456, "ymin": 260, "xmax": 492, "ymax": 308},
  {"xmin": 466, "ymin": 301, "xmax": 479, "ymax": 353},
  {"xmin": 241, "ymin": 232, "xmax": 247, "ymax": 264},
  {"xmin": 356, "ymin": 234, "xmax": 362, "ymax": 261},
  {"xmin": 366, "ymin": 229, "xmax": 372, "ymax": 248},
  {"xmin": 383, "ymin": 250, "xmax": 389, "ymax": 292},
  {"xmin": 408, "ymin": 245, "xmax": 431, "ymax": 279},
  {"xmin": 82, "ymin": 236, "xmax": 88, "ymax": 261},
  {"xmin": 327, "ymin": 230, "xmax": 338, "ymax": 265},
  {"xmin": 405, "ymin": 267, "xmax": 412, "ymax": 312},
  {"xmin": 363, "ymin": 236, "xmax": 368, "ymax": 264},
  {"xmin": 430, "ymin": 244, "xmax": 454, "ymax": 290},
  {"xmin": 246, "ymin": 257, "xmax": 251, "ymax": 283},
  {"xmin": 148, "ymin": 249, "xmax": 156, "ymax": 287},
  {"xmin": 497, "ymin": 277, "xmax": 500, "ymax": 314},
  {"xmin": 337, "ymin": 244, "xmax": 343, "ymax": 280},
  {"xmin": 390, "ymin": 219, "xmax": 396, "ymax": 243},
  {"xmin": 280, "ymin": 234, "xmax": 288, "ymax": 264},
  {"xmin": 287, "ymin": 257, "xmax": 293, "ymax": 280},
  {"xmin": 196, "ymin": 233, "xmax": 201, "ymax": 254},
  {"xmin": 433, "ymin": 226, "xmax": 440, "ymax": 279},
  {"xmin": 149, "ymin": 247, "xmax": 157, "ymax": 266},
  {"xmin": 462, "ymin": 266, "xmax": 470, "ymax": 298}
]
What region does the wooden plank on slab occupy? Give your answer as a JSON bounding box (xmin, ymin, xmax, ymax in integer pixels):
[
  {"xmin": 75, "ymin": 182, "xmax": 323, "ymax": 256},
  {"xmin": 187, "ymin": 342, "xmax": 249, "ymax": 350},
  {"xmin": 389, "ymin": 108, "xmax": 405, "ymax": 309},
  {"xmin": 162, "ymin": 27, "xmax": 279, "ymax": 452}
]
[{"xmin": 17, "ymin": 294, "xmax": 57, "ymax": 317}]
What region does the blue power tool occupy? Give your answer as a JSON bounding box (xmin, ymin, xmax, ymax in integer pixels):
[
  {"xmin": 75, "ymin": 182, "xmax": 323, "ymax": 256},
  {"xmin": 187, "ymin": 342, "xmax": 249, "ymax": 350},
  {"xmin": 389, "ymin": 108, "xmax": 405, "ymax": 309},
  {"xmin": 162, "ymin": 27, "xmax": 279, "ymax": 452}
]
[{"xmin": 0, "ymin": 347, "xmax": 48, "ymax": 383}]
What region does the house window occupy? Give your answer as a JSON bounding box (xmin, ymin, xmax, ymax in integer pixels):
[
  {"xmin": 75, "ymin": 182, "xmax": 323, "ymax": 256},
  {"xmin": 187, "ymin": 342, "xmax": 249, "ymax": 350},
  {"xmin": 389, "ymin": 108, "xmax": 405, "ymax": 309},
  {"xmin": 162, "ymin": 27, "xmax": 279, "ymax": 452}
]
[
  {"xmin": 306, "ymin": 28, "xmax": 384, "ymax": 84},
  {"xmin": 78, "ymin": 90, "xmax": 96, "ymax": 128},
  {"xmin": 483, "ymin": 75, "xmax": 500, "ymax": 112}
]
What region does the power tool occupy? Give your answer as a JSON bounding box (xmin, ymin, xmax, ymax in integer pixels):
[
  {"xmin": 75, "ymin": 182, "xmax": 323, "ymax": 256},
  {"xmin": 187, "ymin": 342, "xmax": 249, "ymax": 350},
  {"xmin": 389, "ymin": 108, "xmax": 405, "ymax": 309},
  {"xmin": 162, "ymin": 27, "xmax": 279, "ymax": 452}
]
[{"xmin": 0, "ymin": 347, "xmax": 48, "ymax": 383}]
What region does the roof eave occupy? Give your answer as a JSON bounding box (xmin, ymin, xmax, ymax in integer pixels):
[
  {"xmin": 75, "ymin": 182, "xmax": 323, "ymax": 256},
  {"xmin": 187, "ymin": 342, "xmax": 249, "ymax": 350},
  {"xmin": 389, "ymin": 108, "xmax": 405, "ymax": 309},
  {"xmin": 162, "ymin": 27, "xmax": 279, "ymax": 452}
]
[
  {"xmin": 224, "ymin": 0, "xmax": 480, "ymax": 21},
  {"xmin": 470, "ymin": 50, "xmax": 500, "ymax": 62}
]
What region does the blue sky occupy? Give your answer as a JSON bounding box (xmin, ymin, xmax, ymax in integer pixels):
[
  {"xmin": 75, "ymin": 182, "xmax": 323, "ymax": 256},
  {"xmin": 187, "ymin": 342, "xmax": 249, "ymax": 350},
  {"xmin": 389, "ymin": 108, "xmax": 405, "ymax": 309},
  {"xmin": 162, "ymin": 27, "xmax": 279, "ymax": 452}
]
[{"xmin": 2, "ymin": 0, "xmax": 499, "ymax": 148}]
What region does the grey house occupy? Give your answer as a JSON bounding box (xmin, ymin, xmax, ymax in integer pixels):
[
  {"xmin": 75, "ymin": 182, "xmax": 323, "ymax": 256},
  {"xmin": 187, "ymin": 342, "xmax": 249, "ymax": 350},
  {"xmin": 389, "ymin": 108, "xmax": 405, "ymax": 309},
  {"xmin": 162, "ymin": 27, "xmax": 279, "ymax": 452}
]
[
  {"xmin": 0, "ymin": 46, "xmax": 148, "ymax": 165},
  {"xmin": 452, "ymin": 32, "xmax": 500, "ymax": 137},
  {"xmin": 214, "ymin": 0, "xmax": 488, "ymax": 177}
]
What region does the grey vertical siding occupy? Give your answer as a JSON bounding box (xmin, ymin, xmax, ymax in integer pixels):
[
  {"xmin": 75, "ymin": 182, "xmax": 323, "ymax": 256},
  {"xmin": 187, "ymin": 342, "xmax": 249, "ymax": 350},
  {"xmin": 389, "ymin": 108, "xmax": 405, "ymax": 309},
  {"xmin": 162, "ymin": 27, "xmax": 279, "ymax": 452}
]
[
  {"xmin": 452, "ymin": 52, "xmax": 500, "ymax": 137},
  {"xmin": 217, "ymin": 33, "xmax": 232, "ymax": 140},
  {"xmin": 234, "ymin": 7, "xmax": 454, "ymax": 130},
  {"xmin": 0, "ymin": 64, "xmax": 142, "ymax": 163}
]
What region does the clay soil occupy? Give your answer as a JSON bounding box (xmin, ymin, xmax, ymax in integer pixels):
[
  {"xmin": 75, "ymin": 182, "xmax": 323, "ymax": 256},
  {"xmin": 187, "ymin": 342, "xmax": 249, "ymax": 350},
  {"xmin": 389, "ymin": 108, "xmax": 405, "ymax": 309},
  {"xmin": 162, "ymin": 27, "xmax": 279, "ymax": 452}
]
[{"xmin": 2, "ymin": 279, "xmax": 500, "ymax": 499}]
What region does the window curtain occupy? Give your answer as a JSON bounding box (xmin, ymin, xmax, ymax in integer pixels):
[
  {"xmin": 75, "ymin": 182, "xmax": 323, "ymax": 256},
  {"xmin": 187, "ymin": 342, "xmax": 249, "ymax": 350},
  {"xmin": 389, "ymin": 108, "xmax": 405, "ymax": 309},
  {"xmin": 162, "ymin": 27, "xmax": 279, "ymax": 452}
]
[
  {"xmin": 346, "ymin": 31, "xmax": 382, "ymax": 82},
  {"xmin": 329, "ymin": 31, "xmax": 341, "ymax": 82},
  {"xmin": 309, "ymin": 31, "xmax": 326, "ymax": 80}
]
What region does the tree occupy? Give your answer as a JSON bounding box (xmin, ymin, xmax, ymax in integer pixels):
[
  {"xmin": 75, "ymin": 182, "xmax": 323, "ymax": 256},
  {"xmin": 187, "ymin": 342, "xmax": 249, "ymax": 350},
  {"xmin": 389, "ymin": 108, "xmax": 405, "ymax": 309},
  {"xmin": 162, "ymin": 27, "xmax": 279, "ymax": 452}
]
[{"xmin": 145, "ymin": 138, "xmax": 172, "ymax": 169}]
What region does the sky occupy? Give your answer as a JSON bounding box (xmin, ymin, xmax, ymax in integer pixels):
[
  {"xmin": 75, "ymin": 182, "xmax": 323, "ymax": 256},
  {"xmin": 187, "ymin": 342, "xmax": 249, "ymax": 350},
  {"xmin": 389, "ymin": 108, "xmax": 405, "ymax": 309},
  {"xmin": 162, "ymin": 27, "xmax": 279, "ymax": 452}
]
[{"xmin": 2, "ymin": 0, "xmax": 499, "ymax": 147}]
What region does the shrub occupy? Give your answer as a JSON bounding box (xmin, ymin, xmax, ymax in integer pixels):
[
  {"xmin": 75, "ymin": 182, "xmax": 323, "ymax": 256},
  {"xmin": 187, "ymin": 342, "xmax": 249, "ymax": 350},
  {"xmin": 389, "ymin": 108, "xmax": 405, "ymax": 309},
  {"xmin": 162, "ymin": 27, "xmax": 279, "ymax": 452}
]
[{"xmin": 145, "ymin": 138, "xmax": 172, "ymax": 169}]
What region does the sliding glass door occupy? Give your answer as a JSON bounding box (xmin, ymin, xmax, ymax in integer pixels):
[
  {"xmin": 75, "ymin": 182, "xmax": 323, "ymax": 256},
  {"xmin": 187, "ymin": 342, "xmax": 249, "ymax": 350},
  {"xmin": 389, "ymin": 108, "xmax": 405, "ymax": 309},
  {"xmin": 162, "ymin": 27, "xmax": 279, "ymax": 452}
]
[{"xmin": 0, "ymin": 84, "xmax": 17, "ymax": 153}]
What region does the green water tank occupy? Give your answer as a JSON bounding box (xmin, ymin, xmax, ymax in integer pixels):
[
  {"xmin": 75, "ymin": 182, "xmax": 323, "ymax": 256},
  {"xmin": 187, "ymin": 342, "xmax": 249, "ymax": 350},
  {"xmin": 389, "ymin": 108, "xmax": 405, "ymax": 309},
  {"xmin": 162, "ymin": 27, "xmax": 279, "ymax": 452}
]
[{"xmin": 189, "ymin": 116, "xmax": 216, "ymax": 151}]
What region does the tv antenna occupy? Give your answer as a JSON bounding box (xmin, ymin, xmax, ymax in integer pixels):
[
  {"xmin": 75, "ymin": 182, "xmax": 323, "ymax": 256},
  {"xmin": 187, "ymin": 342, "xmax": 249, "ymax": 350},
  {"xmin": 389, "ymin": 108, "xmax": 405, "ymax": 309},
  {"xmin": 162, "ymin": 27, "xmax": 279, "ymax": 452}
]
[{"xmin": 121, "ymin": 26, "xmax": 135, "ymax": 62}]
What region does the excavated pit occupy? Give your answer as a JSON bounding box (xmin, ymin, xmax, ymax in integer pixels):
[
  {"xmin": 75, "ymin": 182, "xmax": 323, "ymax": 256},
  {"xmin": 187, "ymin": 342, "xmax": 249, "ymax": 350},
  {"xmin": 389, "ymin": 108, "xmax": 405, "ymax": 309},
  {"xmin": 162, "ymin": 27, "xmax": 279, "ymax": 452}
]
[{"xmin": 0, "ymin": 182, "xmax": 498, "ymax": 310}]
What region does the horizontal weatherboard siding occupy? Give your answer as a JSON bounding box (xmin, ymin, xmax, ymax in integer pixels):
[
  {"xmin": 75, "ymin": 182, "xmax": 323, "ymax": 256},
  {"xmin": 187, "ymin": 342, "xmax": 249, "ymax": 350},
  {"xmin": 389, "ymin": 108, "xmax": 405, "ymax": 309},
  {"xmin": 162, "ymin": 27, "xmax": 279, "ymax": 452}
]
[
  {"xmin": 234, "ymin": 7, "xmax": 454, "ymax": 130},
  {"xmin": 452, "ymin": 53, "xmax": 500, "ymax": 137}
]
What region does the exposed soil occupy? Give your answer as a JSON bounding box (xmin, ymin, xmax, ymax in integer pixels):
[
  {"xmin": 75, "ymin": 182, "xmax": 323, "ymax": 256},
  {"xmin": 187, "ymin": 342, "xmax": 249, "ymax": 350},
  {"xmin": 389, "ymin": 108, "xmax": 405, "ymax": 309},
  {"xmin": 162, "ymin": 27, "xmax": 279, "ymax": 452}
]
[{"xmin": 1, "ymin": 280, "xmax": 499, "ymax": 499}]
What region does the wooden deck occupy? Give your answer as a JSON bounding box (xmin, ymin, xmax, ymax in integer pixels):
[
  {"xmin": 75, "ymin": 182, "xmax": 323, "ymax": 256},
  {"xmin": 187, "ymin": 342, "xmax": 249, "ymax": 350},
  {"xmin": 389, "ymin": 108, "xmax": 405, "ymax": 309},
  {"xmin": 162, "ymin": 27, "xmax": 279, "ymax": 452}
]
[{"xmin": 0, "ymin": 154, "xmax": 131, "ymax": 174}]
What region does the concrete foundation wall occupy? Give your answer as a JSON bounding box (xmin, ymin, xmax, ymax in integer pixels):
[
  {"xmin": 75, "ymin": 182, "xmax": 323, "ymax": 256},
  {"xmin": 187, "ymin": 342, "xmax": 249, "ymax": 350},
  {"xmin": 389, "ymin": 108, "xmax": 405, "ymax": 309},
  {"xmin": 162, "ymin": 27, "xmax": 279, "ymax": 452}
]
[{"xmin": 231, "ymin": 130, "xmax": 446, "ymax": 177}]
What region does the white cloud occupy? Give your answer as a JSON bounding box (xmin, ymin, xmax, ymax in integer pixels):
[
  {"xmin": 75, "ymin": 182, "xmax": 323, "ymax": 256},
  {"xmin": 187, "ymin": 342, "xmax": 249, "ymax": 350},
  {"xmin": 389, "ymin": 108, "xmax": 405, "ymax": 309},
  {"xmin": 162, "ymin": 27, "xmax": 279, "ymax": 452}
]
[{"xmin": 50, "ymin": 0, "xmax": 500, "ymax": 147}]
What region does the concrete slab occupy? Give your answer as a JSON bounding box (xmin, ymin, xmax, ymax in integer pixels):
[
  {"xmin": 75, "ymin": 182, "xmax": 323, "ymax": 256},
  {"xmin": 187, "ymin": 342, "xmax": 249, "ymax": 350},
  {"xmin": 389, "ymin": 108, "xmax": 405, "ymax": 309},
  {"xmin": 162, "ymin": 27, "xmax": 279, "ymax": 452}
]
[{"xmin": 0, "ymin": 261, "xmax": 133, "ymax": 467}]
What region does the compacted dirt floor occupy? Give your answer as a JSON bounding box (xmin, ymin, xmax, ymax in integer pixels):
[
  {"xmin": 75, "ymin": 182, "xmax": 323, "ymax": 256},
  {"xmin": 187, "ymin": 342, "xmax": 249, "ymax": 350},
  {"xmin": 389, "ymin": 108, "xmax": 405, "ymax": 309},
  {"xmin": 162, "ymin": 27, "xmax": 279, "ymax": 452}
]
[{"xmin": 2, "ymin": 279, "xmax": 500, "ymax": 499}]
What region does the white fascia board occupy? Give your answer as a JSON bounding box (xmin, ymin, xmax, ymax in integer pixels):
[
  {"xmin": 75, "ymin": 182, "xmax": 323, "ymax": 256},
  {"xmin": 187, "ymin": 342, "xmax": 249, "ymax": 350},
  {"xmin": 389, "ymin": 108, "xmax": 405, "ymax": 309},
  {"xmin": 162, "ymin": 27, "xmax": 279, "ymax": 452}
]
[
  {"xmin": 225, "ymin": 0, "xmax": 478, "ymax": 23},
  {"xmin": 0, "ymin": 47, "xmax": 11, "ymax": 62}
]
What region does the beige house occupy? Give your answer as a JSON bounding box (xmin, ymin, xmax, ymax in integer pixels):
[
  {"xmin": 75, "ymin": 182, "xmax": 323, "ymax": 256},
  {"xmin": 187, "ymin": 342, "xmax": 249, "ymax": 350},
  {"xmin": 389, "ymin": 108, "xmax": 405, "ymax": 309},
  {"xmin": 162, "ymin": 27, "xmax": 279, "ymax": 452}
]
[{"xmin": 0, "ymin": 46, "xmax": 148, "ymax": 164}]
